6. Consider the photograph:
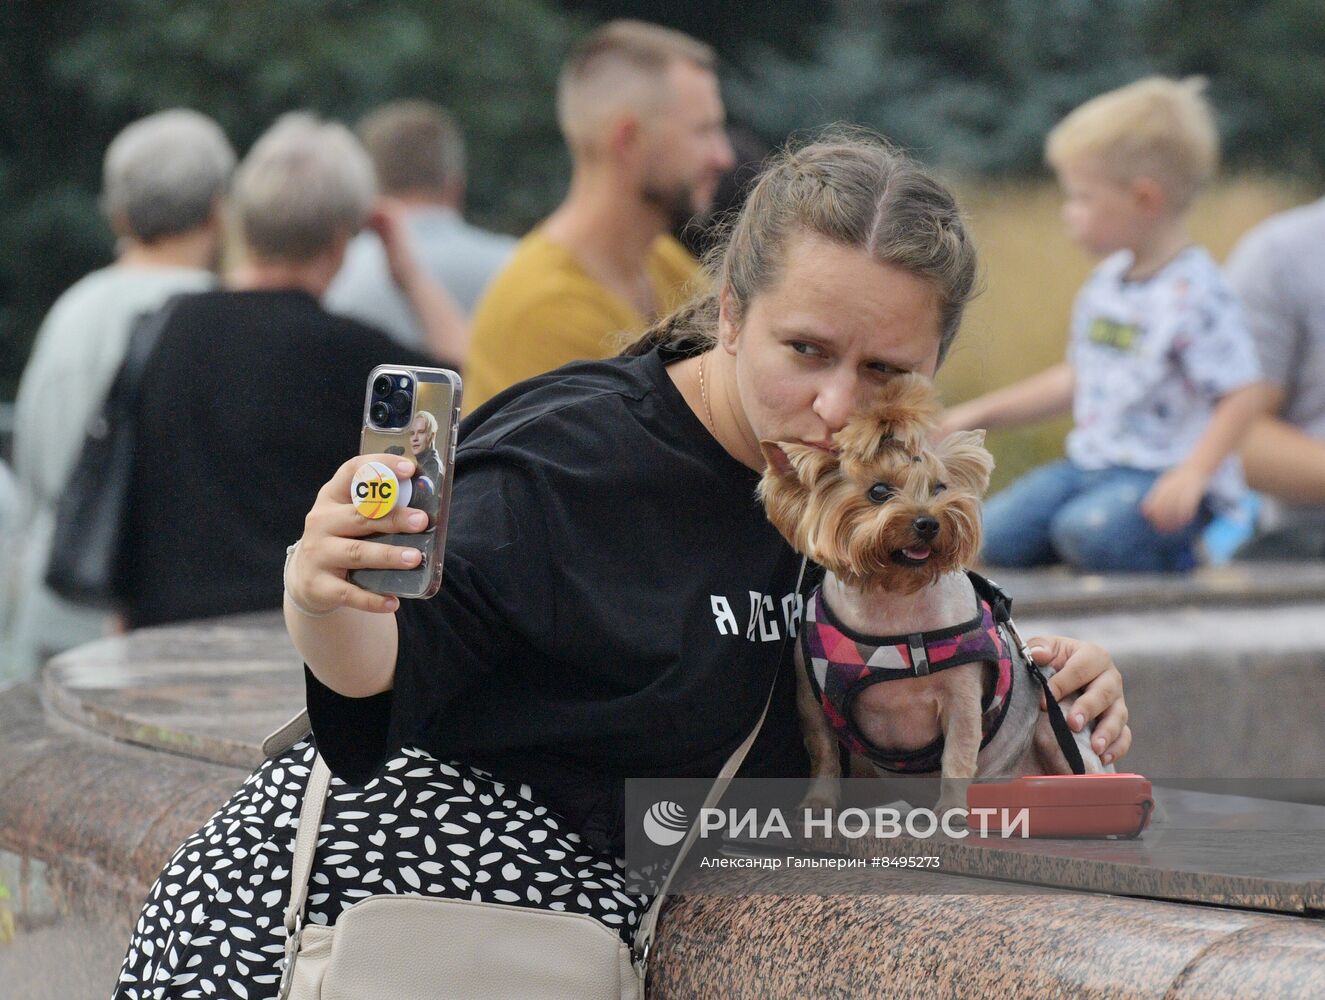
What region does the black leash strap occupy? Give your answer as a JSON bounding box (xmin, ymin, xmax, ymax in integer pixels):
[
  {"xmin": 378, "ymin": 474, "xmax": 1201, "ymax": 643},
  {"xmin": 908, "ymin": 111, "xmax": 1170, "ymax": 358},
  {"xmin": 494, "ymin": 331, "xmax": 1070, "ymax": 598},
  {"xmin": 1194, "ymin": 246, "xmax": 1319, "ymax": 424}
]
[
  {"xmin": 1015, "ymin": 637, "xmax": 1087, "ymax": 775},
  {"xmin": 970, "ymin": 573, "xmax": 1087, "ymax": 776}
]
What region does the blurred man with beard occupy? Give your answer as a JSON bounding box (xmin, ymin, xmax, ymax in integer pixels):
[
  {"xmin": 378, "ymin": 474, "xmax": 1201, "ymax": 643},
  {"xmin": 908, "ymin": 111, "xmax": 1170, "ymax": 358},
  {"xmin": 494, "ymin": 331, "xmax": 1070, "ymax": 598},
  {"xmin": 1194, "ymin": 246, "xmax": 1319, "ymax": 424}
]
[{"xmin": 462, "ymin": 19, "xmax": 734, "ymax": 411}]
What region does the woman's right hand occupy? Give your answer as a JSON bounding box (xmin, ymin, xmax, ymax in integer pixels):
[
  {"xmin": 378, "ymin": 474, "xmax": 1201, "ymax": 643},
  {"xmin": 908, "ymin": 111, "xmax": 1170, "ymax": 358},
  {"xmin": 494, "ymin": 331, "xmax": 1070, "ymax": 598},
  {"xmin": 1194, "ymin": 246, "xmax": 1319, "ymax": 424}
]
[{"xmin": 286, "ymin": 454, "xmax": 429, "ymax": 616}]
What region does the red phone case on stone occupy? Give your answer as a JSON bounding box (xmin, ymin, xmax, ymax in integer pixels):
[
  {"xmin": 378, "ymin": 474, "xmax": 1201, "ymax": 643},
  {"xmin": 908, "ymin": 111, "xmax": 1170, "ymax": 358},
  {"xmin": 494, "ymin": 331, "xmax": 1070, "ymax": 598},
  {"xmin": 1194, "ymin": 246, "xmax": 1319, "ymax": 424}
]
[{"xmin": 966, "ymin": 774, "xmax": 1154, "ymax": 838}]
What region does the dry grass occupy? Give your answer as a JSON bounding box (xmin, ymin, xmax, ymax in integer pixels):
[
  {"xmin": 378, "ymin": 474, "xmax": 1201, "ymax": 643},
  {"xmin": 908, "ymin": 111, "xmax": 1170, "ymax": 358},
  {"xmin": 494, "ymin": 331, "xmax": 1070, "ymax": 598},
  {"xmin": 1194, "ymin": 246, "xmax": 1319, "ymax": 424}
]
[{"xmin": 936, "ymin": 177, "xmax": 1309, "ymax": 490}]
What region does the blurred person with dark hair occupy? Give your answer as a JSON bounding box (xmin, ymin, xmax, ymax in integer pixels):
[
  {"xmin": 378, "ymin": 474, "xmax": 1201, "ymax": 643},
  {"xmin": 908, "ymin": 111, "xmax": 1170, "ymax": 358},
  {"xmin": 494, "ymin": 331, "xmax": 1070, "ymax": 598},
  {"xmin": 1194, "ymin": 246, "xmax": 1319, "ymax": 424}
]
[
  {"xmin": 114, "ymin": 113, "xmax": 440, "ymax": 630},
  {"xmin": 6, "ymin": 109, "xmax": 233, "ymax": 678},
  {"xmin": 1227, "ymin": 197, "xmax": 1325, "ymax": 559},
  {"xmin": 325, "ymin": 99, "xmax": 514, "ymax": 358},
  {"xmin": 462, "ymin": 19, "xmax": 735, "ymax": 411}
]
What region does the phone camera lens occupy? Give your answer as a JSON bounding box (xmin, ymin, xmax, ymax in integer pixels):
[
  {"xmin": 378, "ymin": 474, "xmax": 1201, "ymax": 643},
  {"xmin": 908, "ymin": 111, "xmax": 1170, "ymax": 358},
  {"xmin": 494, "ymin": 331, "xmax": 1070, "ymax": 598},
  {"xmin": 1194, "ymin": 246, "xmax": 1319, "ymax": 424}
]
[
  {"xmin": 370, "ymin": 401, "xmax": 391, "ymax": 425},
  {"xmin": 373, "ymin": 375, "xmax": 393, "ymax": 397},
  {"xmin": 388, "ymin": 390, "xmax": 411, "ymax": 413}
]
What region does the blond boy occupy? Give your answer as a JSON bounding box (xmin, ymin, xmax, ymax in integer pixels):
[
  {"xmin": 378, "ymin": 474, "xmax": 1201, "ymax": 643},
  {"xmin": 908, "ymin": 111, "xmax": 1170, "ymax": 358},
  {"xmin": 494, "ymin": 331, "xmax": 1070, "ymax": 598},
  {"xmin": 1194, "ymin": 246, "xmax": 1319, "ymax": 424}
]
[{"xmin": 942, "ymin": 77, "xmax": 1272, "ymax": 572}]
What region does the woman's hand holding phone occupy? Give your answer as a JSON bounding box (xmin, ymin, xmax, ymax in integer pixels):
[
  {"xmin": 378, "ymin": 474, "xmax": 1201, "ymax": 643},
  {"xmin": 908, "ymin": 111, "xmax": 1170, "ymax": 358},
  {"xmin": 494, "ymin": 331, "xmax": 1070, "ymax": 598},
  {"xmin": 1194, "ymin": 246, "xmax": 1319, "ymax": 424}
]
[
  {"xmin": 286, "ymin": 453, "xmax": 431, "ymax": 617},
  {"xmin": 286, "ymin": 365, "xmax": 458, "ymax": 697}
]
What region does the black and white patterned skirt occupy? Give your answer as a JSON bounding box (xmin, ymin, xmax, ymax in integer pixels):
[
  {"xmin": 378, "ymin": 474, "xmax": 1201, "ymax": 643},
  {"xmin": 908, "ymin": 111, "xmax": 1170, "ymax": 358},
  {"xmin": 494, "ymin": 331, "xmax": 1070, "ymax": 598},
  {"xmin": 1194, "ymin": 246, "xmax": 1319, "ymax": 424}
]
[{"xmin": 113, "ymin": 740, "xmax": 649, "ymax": 999}]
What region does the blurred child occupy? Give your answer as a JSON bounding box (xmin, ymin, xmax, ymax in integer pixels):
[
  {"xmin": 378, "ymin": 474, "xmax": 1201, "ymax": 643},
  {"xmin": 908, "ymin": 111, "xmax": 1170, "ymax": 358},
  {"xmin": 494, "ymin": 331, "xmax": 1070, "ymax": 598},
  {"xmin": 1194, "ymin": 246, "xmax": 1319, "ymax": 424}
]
[{"xmin": 941, "ymin": 77, "xmax": 1272, "ymax": 572}]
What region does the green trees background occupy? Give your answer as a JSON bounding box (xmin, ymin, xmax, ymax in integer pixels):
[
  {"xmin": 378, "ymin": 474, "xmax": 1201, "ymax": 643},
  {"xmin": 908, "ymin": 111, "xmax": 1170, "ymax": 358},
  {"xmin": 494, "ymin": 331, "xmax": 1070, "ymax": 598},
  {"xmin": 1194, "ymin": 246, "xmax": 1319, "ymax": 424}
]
[
  {"xmin": 3, "ymin": 0, "xmax": 1323, "ymax": 399},
  {"xmin": 725, "ymin": 0, "xmax": 1325, "ymax": 176}
]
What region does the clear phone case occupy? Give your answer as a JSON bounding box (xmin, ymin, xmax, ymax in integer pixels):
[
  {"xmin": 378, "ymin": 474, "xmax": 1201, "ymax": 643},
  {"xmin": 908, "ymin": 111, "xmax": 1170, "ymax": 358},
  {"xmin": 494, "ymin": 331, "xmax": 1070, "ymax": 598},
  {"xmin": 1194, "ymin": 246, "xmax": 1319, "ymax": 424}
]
[{"xmin": 347, "ymin": 365, "xmax": 461, "ymax": 599}]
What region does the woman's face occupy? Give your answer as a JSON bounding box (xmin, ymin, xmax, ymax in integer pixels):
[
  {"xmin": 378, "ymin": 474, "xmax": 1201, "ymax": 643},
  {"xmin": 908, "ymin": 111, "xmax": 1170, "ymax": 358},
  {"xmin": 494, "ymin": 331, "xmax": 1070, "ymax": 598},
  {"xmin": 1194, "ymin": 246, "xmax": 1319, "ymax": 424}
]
[
  {"xmin": 722, "ymin": 231, "xmax": 944, "ymax": 456},
  {"xmin": 410, "ymin": 415, "xmax": 435, "ymax": 455}
]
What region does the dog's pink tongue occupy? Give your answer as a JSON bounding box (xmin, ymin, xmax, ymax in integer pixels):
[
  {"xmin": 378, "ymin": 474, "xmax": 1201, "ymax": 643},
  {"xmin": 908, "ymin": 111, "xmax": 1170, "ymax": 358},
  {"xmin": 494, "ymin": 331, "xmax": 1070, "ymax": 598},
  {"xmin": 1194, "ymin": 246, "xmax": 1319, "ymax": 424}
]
[{"xmin": 903, "ymin": 545, "xmax": 932, "ymax": 560}]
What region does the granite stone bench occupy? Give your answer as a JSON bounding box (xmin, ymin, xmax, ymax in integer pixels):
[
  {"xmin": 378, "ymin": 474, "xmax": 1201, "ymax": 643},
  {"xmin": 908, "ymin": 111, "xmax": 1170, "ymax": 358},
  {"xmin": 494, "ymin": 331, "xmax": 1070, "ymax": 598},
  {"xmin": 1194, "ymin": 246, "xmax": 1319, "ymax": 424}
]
[{"xmin": 3, "ymin": 560, "xmax": 1324, "ymax": 997}]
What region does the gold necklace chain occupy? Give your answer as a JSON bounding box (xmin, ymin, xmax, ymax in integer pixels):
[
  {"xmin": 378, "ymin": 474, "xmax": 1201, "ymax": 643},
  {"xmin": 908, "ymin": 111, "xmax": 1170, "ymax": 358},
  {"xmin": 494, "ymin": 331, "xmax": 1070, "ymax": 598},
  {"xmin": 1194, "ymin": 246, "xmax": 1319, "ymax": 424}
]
[{"xmin": 698, "ymin": 352, "xmax": 716, "ymax": 434}]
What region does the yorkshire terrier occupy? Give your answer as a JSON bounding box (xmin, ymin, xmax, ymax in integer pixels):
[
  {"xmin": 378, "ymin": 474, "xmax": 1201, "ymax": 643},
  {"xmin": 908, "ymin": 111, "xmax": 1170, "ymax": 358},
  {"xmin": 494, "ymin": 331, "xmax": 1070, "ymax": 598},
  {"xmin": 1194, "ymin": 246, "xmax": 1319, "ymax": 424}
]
[{"xmin": 760, "ymin": 374, "xmax": 1109, "ymax": 822}]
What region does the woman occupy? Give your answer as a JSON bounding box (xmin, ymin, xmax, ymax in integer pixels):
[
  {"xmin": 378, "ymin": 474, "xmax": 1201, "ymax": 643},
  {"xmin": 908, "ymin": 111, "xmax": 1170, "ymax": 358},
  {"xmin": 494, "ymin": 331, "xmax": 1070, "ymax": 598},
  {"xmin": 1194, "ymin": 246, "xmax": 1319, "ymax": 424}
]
[
  {"xmin": 113, "ymin": 111, "xmax": 463, "ymax": 631},
  {"xmin": 114, "ymin": 132, "xmax": 1130, "ymax": 997}
]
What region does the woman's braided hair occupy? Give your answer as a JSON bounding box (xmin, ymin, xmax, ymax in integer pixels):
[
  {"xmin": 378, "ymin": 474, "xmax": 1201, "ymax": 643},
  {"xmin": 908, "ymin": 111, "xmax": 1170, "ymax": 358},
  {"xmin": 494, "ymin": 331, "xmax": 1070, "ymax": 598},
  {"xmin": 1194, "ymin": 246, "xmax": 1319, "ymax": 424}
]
[{"xmin": 620, "ymin": 127, "xmax": 979, "ymax": 364}]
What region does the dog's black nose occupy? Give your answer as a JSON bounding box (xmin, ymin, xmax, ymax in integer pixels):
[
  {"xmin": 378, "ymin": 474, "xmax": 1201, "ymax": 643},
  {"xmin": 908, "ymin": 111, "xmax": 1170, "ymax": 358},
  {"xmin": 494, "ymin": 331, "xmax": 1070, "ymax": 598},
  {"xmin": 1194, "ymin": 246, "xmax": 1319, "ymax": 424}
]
[{"xmin": 913, "ymin": 516, "xmax": 939, "ymax": 540}]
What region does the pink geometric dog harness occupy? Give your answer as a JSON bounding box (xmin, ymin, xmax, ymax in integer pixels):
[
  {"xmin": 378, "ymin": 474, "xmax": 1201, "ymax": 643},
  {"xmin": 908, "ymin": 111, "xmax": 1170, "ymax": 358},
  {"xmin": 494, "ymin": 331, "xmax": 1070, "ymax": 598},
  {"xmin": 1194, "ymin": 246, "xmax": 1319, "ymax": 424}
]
[{"xmin": 800, "ymin": 571, "xmax": 1016, "ymax": 773}]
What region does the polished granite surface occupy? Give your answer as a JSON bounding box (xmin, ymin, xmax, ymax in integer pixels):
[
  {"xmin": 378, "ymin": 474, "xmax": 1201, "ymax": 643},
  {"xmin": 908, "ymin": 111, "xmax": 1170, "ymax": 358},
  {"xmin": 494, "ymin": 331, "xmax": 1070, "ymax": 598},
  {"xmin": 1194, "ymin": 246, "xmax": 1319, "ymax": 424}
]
[
  {"xmin": 649, "ymin": 889, "xmax": 1325, "ymax": 999},
  {"xmin": 993, "ymin": 559, "xmax": 1325, "ymax": 614},
  {"xmin": 34, "ymin": 577, "xmax": 1325, "ymax": 917},
  {"xmin": 43, "ymin": 611, "xmax": 301, "ymax": 768},
  {"xmin": 716, "ymin": 786, "xmax": 1325, "ymax": 915},
  {"xmin": 5, "ymin": 562, "xmax": 1325, "ymax": 997},
  {"xmin": 44, "ymin": 573, "xmax": 1325, "ymax": 784}
]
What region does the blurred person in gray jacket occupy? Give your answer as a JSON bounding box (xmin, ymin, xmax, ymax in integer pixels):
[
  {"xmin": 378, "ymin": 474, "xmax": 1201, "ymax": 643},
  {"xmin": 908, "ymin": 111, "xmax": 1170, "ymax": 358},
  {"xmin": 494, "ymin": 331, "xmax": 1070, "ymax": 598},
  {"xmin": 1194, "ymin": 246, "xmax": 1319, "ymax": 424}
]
[
  {"xmin": 324, "ymin": 99, "xmax": 515, "ymax": 361},
  {"xmin": 5, "ymin": 109, "xmax": 234, "ymax": 680},
  {"xmin": 1227, "ymin": 197, "xmax": 1325, "ymax": 559}
]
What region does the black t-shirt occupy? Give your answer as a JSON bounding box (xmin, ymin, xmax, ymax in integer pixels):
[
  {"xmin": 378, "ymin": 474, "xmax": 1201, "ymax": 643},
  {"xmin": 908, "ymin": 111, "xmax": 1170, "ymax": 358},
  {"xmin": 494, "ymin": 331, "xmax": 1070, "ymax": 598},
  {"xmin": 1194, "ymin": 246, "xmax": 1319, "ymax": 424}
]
[
  {"xmin": 121, "ymin": 289, "xmax": 434, "ymax": 628},
  {"xmin": 308, "ymin": 346, "xmax": 816, "ymax": 855}
]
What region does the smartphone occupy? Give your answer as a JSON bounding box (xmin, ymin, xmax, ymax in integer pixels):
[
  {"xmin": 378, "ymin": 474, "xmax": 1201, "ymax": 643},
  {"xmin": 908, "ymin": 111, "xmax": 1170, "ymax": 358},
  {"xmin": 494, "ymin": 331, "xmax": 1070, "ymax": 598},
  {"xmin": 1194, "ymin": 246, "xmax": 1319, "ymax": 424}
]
[
  {"xmin": 966, "ymin": 774, "xmax": 1155, "ymax": 839},
  {"xmin": 347, "ymin": 364, "xmax": 461, "ymax": 599}
]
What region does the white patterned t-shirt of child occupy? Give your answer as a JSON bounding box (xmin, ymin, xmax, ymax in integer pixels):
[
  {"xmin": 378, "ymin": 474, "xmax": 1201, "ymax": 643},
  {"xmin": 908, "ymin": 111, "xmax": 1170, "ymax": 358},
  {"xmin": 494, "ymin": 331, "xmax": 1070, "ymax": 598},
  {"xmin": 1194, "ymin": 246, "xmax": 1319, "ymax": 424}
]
[{"xmin": 1065, "ymin": 246, "xmax": 1261, "ymax": 510}]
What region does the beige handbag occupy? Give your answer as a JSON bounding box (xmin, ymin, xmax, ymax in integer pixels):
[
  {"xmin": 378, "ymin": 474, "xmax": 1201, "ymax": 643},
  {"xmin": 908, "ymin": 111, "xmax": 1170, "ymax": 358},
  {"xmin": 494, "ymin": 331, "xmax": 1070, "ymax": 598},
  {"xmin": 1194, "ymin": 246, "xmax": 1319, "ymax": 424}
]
[{"xmin": 268, "ymin": 680, "xmax": 778, "ymax": 1000}]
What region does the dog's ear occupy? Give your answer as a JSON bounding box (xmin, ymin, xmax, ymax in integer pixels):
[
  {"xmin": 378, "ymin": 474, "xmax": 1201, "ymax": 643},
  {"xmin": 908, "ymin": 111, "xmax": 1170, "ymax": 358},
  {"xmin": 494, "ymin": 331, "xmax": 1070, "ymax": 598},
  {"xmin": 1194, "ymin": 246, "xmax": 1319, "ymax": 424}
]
[
  {"xmin": 759, "ymin": 441, "xmax": 796, "ymax": 481},
  {"xmin": 758, "ymin": 441, "xmax": 838, "ymax": 553},
  {"xmin": 759, "ymin": 441, "xmax": 836, "ymax": 487},
  {"xmin": 835, "ymin": 373, "xmax": 941, "ymax": 461},
  {"xmin": 932, "ymin": 429, "xmax": 994, "ymax": 497}
]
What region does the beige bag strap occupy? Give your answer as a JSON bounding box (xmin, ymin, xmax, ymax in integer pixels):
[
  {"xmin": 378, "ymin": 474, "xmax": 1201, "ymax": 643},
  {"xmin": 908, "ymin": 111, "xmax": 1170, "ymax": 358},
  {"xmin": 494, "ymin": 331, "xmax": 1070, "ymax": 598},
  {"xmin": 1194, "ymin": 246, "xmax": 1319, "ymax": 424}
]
[
  {"xmin": 631, "ymin": 555, "xmax": 808, "ymax": 974},
  {"xmin": 629, "ymin": 667, "xmax": 777, "ymax": 973},
  {"xmin": 263, "ymin": 708, "xmax": 312, "ymax": 758},
  {"xmin": 278, "ymin": 753, "xmax": 332, "ymax": 1000}
]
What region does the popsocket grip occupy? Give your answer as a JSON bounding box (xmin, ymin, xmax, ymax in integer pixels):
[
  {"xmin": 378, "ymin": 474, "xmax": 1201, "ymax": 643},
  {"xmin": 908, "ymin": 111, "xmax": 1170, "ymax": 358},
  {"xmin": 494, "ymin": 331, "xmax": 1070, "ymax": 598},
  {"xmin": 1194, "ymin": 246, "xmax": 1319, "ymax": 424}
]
[{"xmin": 351, "ymin": 461, "xmax": 413, "ymax": 519}]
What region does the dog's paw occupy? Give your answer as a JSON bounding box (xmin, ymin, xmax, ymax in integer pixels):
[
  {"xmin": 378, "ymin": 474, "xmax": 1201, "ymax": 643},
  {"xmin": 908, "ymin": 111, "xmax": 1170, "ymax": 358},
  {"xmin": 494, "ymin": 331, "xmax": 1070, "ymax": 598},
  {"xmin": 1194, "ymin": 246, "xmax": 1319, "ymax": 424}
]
[
  {"xmin": 796, "ymin": 787, "xmax": 840, "ymax": 840},
  {"xmin": 934, "ymin": 796, "xmax": 969, "ymax": 829},
  {"xmin": 935, "ymin": 775, "xmax": 971, "ymax": 828}
]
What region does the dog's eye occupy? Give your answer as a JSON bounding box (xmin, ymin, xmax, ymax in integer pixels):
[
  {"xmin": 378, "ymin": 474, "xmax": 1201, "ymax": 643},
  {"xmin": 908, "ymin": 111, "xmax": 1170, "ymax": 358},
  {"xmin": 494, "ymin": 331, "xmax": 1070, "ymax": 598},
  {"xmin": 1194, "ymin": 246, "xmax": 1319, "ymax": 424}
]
[
  {"xmin": 867, "ymin": 482, "xmax": 895, "ymax": 504},
  {"xmin": 933, "ymin": 482, "xmax": 947, "ymax": 495}
]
